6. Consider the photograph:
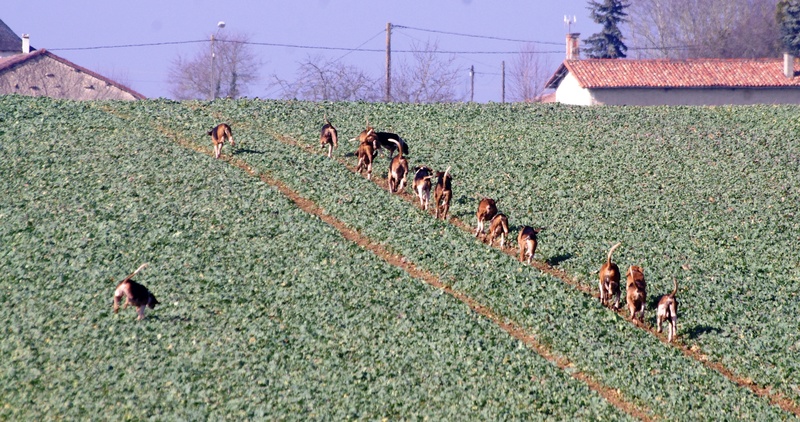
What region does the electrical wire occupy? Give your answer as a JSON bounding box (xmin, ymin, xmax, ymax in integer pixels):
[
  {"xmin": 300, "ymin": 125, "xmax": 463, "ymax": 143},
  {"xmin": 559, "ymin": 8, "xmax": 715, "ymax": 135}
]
[
  {"xmin": 47, "ymin": 29, "xmax": 694, "ymax": 54},
  {"xmin": 333, "ymin": 29, "xmax": 386, "ymax": 62},
  {"xmin": 50, "ymin": 40, "xmax": 206, "ymax": 51},
  {"xmin": 392, "ymin": 24, "xmax": 564, "ymax": 46}
]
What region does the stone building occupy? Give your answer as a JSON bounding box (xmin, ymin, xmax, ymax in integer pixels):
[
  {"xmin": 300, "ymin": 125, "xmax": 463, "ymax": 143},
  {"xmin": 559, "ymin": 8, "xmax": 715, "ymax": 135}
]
[{"xmin": 0, "ymin": 18, "xmax": 144, "ymax": 100}]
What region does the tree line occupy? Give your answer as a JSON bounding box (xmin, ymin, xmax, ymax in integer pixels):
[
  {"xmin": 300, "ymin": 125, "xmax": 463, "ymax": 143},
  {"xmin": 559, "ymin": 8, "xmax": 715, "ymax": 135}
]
[{"xmin": 168, "ymin": 0, "xmax": 800, "ymax": 102}]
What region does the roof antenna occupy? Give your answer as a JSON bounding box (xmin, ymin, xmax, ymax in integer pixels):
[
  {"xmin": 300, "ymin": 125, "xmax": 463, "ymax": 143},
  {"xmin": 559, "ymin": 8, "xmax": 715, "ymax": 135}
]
[{"xmin": 564, "ymin": 15, "xmax": 577, "ymax": 34}]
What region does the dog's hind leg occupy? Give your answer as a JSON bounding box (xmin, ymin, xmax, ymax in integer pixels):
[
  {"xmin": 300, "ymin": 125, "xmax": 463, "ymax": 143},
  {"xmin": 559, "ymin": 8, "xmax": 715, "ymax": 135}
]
[
  {"xmin": 669, "ymin": 316, "xmax": 677, "ymax": 342},
  {"xmin": 599, "ymin": 280, "xmax": 606, "ymax": 306}
]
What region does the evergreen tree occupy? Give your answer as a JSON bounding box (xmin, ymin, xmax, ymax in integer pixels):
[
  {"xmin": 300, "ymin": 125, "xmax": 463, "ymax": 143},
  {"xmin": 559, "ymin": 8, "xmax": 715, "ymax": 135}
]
[
  {"xmin": 778, "ymin": 0, "xmax": 800, "ymax": 56},
  {"xmin": 583, "ymin": 0, "xmax": 630, "ymax": 59}
]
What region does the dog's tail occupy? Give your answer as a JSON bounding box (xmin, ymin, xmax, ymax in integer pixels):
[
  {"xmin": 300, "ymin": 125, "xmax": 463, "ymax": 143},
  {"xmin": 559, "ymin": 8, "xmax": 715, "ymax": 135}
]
[
  {"xmin": 387, "ymin": 138, "xmax": 404, "ymax": 158},
  {"xmin": 670, "ymin": 278, "xmax": 678, "ymax": 297},
  {"xmin": 607, "ymin": 242, "xmax": 622, "ymax": 265},
  {"xmin": 387, "ymin": 135, "xmax": 408, "ymax": 154},
  {"xmin": 443, "ymin": 166, "xmax": 451, "ymax": 181},
  {"xmin": 220, "ymin": 124, "xmax": 234, "ymax": 146},
  {"xmin": 120, "ymin": 263, "xmax": 148, "ymax": 284}
]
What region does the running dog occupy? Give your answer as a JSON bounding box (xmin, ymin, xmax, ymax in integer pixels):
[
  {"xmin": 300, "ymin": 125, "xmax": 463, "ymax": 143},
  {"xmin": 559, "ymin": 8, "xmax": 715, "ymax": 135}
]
[
  {"xmin": 208, "ymin": 123, "xmax": 234, "ymax": 159},
  {"xmin": 355, "ymin": 128, "xmax": 376, "ymax": 179},
  {"xmin": 434, "ymin": 167, "xmax": 452, "ymax": 220},
  {"xmin": 474, "ymin": 197, "xmax": 498, "ymax": 238},
  {"xmin": 517, "ymin": 226, "xmax": 542, "ymax": 264},
  {"xmin": 412, "ymin": 166, "xmax": 434, "ymax": 210},
  {"xmin": 387, "ymin": 139, "xmax": 409, "ymax": 193},
  {"xmin": 485, "ymin": 213, "xmax": 509, "ymax": 248},
  {"xmin": 113, "ymin": 264, "xmax": 159, "ymax": 321},
  {"xmin": 626, "ymin": 265, "xmax": 647, "ymax": 323},
  {"xmin": 319, "ymin": 117, "xmax": 338, "ymax": 158},
  {"xmin": 656, "ymin": 278, "xmax": 679, "ymax": 342},
  {"xmin": 598, "ymin": 242, "xmax": 622, "ymax": 310},
  {"xmin": 375, "ymin": 131, "xmax": 409, "ymax": 159}
]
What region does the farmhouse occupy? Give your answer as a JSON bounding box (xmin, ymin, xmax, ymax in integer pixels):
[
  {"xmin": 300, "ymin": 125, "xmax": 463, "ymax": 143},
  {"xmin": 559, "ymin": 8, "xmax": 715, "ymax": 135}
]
[
  {"xmin": 545, "ymin": 33, "xmax": 800, "ymax": 106},
  {"xmin": 0, "ymin": 18, "xmax": 144, "ymax": 100}
]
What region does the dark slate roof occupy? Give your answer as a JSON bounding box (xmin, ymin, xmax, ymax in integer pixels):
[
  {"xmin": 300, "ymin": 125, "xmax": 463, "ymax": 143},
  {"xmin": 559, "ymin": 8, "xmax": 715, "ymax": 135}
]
[{"xmin": 0, "ymin": 18, "xmax": 25, "ymax": 53}]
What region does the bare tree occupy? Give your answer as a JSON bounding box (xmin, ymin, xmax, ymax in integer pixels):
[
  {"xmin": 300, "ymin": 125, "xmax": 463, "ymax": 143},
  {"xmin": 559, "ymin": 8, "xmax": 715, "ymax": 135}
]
[
  {"xmin": 627, "ymin": 0, "xmax": 782, "ymax": 58},
  {"xmin": 390, "ymin": 40, "xmax": 464, "ymax": 103},
  {"xmin": 271, "ymin": 55, "xmax": 381, "ymax": 101},
  {"xmin": 168, "ymin": 32, "xmax": 260, "ymax": 100},
  {"xmin": 507, "ymin": 43, "xmax": 552, "ymax": 102}
]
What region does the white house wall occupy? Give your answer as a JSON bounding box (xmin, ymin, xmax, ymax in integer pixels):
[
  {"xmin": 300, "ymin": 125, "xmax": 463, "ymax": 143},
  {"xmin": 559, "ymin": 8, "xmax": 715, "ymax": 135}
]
[
  {"xmin": 587, "ymin": 86, "xmax": 800, "ymax": 106},
  {"xmin": 554, "ymin": 72, "xmax": 593, "ymax": 105}
]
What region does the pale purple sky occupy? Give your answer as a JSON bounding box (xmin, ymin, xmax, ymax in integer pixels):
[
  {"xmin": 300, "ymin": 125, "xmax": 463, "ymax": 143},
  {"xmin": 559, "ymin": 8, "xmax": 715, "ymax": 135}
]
[{"xmin": 4, "ymin": 1, "xmax": 601, "ymax": 102}]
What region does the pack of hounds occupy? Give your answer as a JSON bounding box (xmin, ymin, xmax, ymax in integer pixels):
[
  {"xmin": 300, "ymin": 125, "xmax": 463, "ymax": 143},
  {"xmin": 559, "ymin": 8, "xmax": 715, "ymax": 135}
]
[{"xmin": 112, "ymin": 118, "xmax": 680, "ymax": 343}]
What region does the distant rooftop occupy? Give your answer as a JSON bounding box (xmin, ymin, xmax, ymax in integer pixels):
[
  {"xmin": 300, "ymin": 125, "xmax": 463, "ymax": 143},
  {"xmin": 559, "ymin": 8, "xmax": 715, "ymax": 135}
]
[
  {"xmin": 0, "ymin": 18, "xmax": 30, "ymax": 53},
  {"xmin": 546, "ymin": 58, "xmax": 800, "ymax": 90}
]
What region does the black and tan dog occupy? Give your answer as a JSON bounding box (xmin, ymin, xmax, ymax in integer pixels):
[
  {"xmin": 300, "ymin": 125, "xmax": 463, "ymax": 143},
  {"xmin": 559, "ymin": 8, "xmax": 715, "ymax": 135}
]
[
  {"xmin": 208, "ymin": 123, "xmax": 234, "ymax": 159},
  {"xmin": 412, "ymin": 166, "xmax": 434, "ymax": 210},
  {"xmin": 319, "ymin": 117, "xmax": 338, "ymax": 158},
  {"xmin": 434, "ymin": 167, "xmax": 452, "ymax": 220},
  {"xmin": 626, "ymin": 265, "xmax": 647, "ymax": 324},
  {"xmin": 113, "ymin": 264, "xmax": 159, "ymax": 320},
  {"xmin": 517, "ymin": 226, "xmax": 542, "ymax": 264},
  {"xmin": 374, "ymin": 131, "xmax": 409, "ymax": 159}
]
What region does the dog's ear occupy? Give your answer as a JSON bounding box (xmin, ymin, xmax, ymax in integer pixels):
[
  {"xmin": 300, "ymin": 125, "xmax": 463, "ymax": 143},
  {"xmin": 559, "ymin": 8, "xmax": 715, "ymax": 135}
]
[{"xmin": 207, "ymin": 130, "xmax": 213, "ymax": 136}]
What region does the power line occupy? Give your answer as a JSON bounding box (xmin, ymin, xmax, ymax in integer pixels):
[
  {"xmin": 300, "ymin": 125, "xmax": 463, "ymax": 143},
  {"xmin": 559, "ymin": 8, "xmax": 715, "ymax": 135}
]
[
  {"xmin": 393, "ymin": 24, "xmax": 564, "ymax": 46},
  {"xmin": 50, "ymin": 40, "xmax": 206, "ymax": 51},
  {"xmin": 219, "ymin": 39, "xmax": 563, "ymax": 55},
  {"xmin": 395, "ymin": 30, "xmax": 502, "ymax": 72},
  {"xmin": 333, "ymin": 29, "xmax": 386, "ymax": 62},
  {"xmin": 47, "ymin": 33, "xmax": 695, "ymax": 55}
]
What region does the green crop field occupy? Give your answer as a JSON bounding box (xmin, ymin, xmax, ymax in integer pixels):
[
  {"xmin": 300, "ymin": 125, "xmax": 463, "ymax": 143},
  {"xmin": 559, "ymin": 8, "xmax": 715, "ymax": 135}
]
[{"xmin": 1, "ymin": 95, "xmax": 799, "ymax": 420}]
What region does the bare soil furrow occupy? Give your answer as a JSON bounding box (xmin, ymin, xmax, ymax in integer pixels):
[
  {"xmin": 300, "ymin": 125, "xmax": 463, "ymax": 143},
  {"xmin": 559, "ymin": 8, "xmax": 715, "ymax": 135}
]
[
  {"xmin": 259, "ymin": 129, "xmax": 800, "ymax": 418},
  {"xmin": 154, "ymin": 125, "xmax": 655, "ymax": 421}
]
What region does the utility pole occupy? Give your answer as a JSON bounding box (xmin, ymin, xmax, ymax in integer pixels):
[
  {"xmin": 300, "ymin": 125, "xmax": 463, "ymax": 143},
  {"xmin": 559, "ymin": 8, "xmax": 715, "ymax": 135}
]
[
  {"xmin": 210, "ymin": 21, "xmax": 225, "ymax": 100},
  {"xmin": 501, "ymin": 61, "xmax": 505, "ymax": 103},
  {"xmin": 469, "ymin": 65, "xmax": 474, "ymax": 102},
  {"xmin": 210, "ymin": 33, "xmax": 215, "ymax": 100},
  {"xmin": 385, "ymin": 22, "xmax": 392, "ymax": 102}
]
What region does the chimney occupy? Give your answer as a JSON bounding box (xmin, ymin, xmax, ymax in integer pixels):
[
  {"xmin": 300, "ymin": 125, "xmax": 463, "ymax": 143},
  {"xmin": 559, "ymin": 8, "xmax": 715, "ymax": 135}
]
[
  {"xmin": 785, "ymin": 52, "xmax": 794, "ymax": 79},
  {"xmin": 566, "ymin": 33, "xmax": 580, "ymax": 60},
  {"xmin": 22, "ymin": 34, "xmax": 30, "ymax": 54}
]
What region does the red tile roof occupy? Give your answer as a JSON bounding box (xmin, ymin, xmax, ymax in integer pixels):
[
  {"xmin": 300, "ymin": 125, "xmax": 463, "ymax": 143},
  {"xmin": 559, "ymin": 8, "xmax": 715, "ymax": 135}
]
[{"xmin": 545, "ymin": 58, "xmax": 800, "ymax": 90}]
